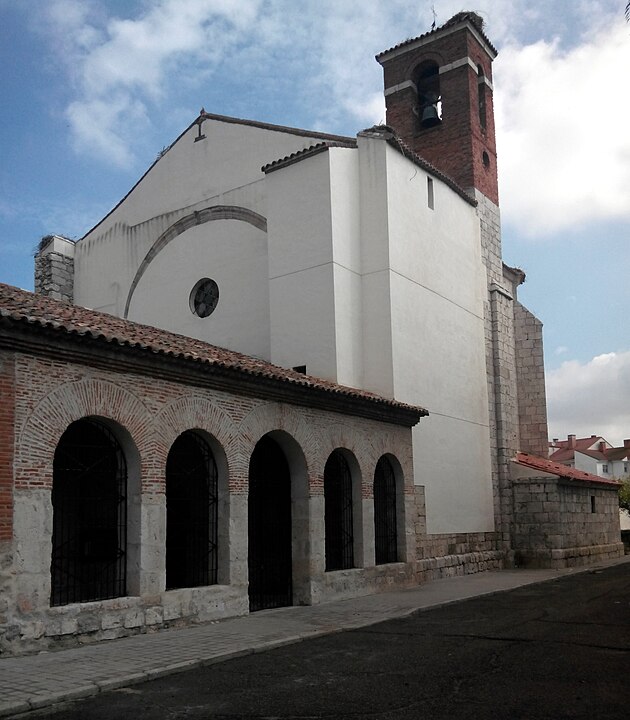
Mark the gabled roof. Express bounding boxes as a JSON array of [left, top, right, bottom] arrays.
[[607, 447, 630, 462], [577, 449, 608, 462], [548, 435, 606, 463], [514, 452, 620, 487], [0, 284, 427, 426], [79, 112, 356, 243]]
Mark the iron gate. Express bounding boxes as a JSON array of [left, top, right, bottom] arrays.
[[166, 430, 218, 589], [374, 456, 398, 564], [324, 450, 354, 571], [248, 436, 292, 611], [50, 419, 127, 606]]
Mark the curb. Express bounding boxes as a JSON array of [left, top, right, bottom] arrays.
[[2, 557, 628, 718]]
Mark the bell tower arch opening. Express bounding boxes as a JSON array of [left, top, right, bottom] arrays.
[[414, 61, 442, 130], [376, 11, 499, 204]]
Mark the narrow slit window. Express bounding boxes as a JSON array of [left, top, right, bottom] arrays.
[[477, 65, 487, 130], [590, 495, 596, 513], [427, 177, 435, 209]]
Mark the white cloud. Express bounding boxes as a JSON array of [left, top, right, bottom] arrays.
[[495, 21, 630, 236], [45, 0, 263, 167], [546, 351, 630, 447], [37, 0, 630, 226]]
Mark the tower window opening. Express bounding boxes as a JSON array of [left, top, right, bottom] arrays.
[[477, 65, 487, 130], [415, 62, 442, 129], [427, 177, 435, 209]]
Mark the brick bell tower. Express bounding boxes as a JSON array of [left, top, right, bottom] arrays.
[[376, 11, 499, 205]]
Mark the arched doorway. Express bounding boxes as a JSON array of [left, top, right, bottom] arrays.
[[51, 418, 127, 606], [374, 455, 398, 565], [166, 430, 218, 590], [248, 435, 292, 611], [324, 450, 354, 571]]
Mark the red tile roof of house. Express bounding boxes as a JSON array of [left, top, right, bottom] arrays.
[[0, 283, 428, 423], [607, 447, 630, 462], [515, 452, 620, 487], [548, 435, 606, 463]]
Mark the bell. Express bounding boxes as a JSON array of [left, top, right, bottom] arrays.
[[421, 103, 440, 128]]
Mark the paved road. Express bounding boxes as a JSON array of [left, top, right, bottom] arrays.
[[13, 562, 630, 720]]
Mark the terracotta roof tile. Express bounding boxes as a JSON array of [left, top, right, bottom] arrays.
[[606, 447, 630, 462], [0, 283, 427, 419], [515, 452, 620, 487], [261, 140, 356, 174]]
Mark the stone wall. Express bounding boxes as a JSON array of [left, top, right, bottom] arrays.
[[34, 236, 75, 302], [476, 190, 518, 556], [512, 476, 624, 568], [1, 348, 417, 655], [514, 302, 549, 457], [412, 487, 505, 580]]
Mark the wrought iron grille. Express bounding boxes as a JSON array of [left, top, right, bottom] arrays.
[[248, 436, 292, 612], [50, 419, 127, 606], [166, 431, 218, 590], [374, 456, 398, 565], [324, 451, 354, 571]]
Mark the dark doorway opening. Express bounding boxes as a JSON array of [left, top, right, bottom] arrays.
[[51, 419, 127, 606], [166, 430, 218, 590], [248, 435, 292, 611], [324, 450, 354, 571], [374, 456, 398, 565]]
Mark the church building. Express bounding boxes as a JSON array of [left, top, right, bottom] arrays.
[[0, 12, 622, 655]]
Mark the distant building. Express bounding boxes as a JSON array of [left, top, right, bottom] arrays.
[[549, 435, 630, 531], [549, 434, 630, 479]]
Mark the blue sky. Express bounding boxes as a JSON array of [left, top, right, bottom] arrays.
[[1, 0, 629, 444]]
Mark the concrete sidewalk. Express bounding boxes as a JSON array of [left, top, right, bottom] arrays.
[[2, 557, 628, 718]]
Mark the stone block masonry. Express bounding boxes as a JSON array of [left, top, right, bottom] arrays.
[[514, 303, 548, 458], [512, 477, 623, 568], [34, 236, 75, 303]]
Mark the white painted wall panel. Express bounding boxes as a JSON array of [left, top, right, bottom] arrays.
[[127, 220, 270, 360]]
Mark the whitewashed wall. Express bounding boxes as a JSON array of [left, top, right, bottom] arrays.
[[74, 119, 331, 319], [377, 140, 493, 534]]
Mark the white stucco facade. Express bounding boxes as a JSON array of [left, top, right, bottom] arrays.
[[63, 115, 495, 535]]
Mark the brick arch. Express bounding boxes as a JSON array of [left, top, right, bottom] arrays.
[[237, 403, 321, 485], [363, 429, 414, 498], [16, 378, 151, 489], [124, 205, 268, 318], [153, 394, 239, 467], [317, 424, 370, 469], [403, 52, 445, 83]]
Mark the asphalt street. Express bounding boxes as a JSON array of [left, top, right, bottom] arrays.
[[12, 562, 630, 720]]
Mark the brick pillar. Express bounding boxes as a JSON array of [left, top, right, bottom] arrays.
[[34, 235, 75, 302]]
